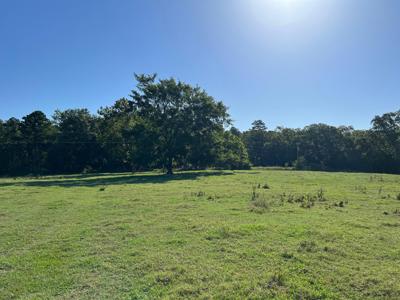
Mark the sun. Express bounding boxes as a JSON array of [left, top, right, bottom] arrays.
[[246, 0, 304, 28], [280, 0, 298, 5]]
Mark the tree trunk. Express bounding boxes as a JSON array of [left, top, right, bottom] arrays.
[[166, 157, 173, 175]]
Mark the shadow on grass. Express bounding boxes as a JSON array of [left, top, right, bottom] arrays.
[[0, 171, 234, 188]]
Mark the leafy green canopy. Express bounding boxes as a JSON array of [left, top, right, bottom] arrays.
[[129, 74, 235, 173], [0, 75, 398, 175]]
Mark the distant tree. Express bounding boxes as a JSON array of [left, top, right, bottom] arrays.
[[263, 127, 299, 167], [0, 75, 398, 176], [216, 131, 251, 170], [370, 110, 400, 172], [243, 120, 268, 166], [0, 120, 5, 174], [130, 74, 231, 174], [21, 111, 55, 174], [251, 120, 267, 131], [229, 126, 242, 137], [0, 118, 24, 174], [98, 98, 157, 171], [50, 109, 98, 173], [297, 124, 347, 171]]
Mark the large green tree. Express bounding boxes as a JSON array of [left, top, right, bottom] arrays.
[[130, 74, 230, 174]]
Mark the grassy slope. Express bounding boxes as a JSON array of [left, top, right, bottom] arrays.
[[0, 169, 400, 299]]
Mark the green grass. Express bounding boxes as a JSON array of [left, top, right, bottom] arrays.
[[1, 169, 400, 299]]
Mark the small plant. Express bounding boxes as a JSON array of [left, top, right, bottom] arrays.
[[300, 195, 315, 209], [279, 190, 327, 208], [396, 193, 400, 201], [267, 273, 286, 288], [250, 186, 259, 202], [99, 186, 106, 191], [206, 226, 235, 240], [281, 251, 294, 260], [317, 188, 327, 202], [192, 191, 206, 197], [216, 227, 233, 239], [298, 240, 318, 253], [295, 195, 305, 203], [262, 183, 270, 189], [252, 197, 269, 209], [334, 201, 345, 208], [355, 185, 367, 194]]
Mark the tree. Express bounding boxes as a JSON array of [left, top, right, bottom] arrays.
[[0, 118, 25, 174], [0, 120, 5, 174], [296, 124, 348, 171], [130, 74, 230, 174], [216, 131, 251, 170], [98, 98, 158, 171], [229, 126, 242, 137], [50, 109, 98, 173], [243, 120, 268, 166], [251, 120, 267, 131], [21, 111, 55, 174], [370, 110, 400, 172]]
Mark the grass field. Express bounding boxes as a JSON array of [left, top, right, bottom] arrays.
[[1, 169, 400, 299]]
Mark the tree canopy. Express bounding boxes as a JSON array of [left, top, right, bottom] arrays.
[[0, 75, 398, 175]]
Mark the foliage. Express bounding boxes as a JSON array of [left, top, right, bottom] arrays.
[[0, 75, 248, 175], [242, 111, 400, 174], [130, 74, 231, 174], [0, 74, 398, 175]]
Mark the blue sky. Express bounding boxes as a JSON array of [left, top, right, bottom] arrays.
[[0, 0, 399, 130]]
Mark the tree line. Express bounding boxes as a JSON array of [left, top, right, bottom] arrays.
[[241, 113, 400, 174], [0, 74, 399, 175], [0, 75, 250, 175]]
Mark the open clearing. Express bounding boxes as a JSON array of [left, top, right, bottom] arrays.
[[1, 169, 400, 299]]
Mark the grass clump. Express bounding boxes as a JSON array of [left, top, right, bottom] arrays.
[[298, 240, 318, 253], [262, 183, 270, 189], [281, 251, 294, 260], [249, 186, 270, 213], [191, 191, 206, 197], [279, 189, 328, 208], [267, 272, 286, 289], [334, 201, 345, 208]]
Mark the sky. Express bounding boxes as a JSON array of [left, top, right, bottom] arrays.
[[0, 0, 399, 130]]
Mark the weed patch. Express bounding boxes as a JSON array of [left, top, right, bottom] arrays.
[[298, 240, 318, 253]]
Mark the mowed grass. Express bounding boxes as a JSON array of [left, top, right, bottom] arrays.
[[1, 169, 400, 299]]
